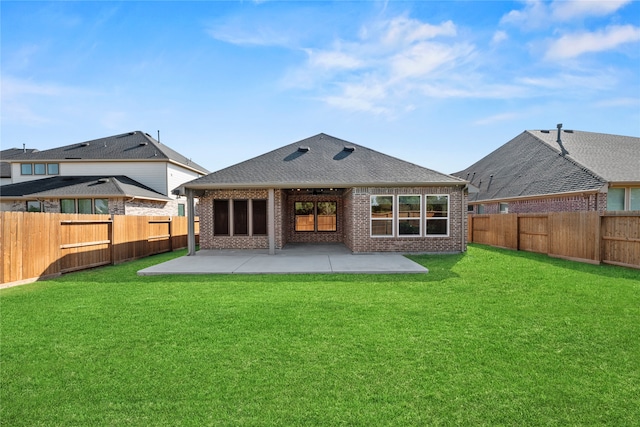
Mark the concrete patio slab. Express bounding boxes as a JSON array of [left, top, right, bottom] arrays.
[[137, 243, 428, 275]]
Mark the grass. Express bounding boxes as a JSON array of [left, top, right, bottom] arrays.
[[1, 244, 639, 426]]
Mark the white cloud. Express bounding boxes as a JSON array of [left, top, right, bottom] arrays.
[[305, 49, 363, 70], [545, 25, 640, 59], [551, 0, 631, 20], [492, 30, 508, 44], [501, 0, 632, 28]]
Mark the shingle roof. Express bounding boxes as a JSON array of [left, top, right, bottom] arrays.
[[532, 129, 640, 182], [3, 131, 209, 174], [182, 133, 465, 190], [0, 175, 171, 201], [453, 131, 605, 202], [1, 148, 38, 178]]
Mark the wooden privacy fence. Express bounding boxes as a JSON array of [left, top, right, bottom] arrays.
[[468, 211, 640, 269], [1, 212, 199, 285]]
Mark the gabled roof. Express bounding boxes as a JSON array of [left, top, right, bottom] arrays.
[[0, 176, 171, 201], [181, 133, 465, 190], [2, 131, 209, 174], [453, 129, 639, 203]]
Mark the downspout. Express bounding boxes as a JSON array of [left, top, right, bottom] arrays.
[[187, 188, 196, 256]]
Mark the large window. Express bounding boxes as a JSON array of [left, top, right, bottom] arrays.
[[295, 202, 315, 231], [20, 163, 59, 176], [317, 202, 337, 232], [252, 200, 267, 235], [608, 187, 640, 211], [294, 201, 337, 232], [426, 195, 449, 235], [234, 200, 248, 235], [398, 195, 421, 236], [371, 196, 394, 236], [214, 199, 267, 236], [60, 198, 109, 214], [214, 200, 230, 235]]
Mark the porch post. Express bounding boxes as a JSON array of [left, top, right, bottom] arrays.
[[268, 188, 275, 255], [187, 188, 196, 256]]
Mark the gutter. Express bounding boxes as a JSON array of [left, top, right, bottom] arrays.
[[468, 186, 607, 204]]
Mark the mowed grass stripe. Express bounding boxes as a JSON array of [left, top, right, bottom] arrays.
[[1, 245, 639, 426]]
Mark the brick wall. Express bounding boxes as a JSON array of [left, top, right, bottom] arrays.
[[198, 189, 284, 250], [286, 193, 344, 244], [347, 186, 467, 253], [473, 192, 607, 214]]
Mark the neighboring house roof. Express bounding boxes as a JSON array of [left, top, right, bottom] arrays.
[[2, 131, 209, 174], [1, 148, 38, 178], [453, 129, 640, 203], [0, 175, 171, 201], [180, 133, 466, 190]]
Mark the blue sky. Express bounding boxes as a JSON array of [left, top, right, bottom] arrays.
[[2, 1, 639, 174]]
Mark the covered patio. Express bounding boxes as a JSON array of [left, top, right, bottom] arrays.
[[137, 243, 428, 275]]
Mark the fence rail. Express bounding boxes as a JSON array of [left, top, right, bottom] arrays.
[[1, 212, 199, 286], [468, 212, 640, 269]]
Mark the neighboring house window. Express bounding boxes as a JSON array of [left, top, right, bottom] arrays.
[[608, 187, 640, 211], [499, 203, 509, 214], [78, 199, 92, 214], [20, 163, 59, 176], [178, 203, 185, 217], [47, 164, 59, 175], [234, 200, 248, 235], [214, 200, 230, 235], [94, 199, 109, 214], [295, 202, 315, 232], [607, 188, 625, 211], [468, 205, 474, 213], [477, 204, 485, 214], [425, 195, 449, 236], [398, 195, 421, 236], [252, 200, 267, 235], [317, 201, 337, 232], [61, 199, 76, 213], [60, 198, 109, 214], [371, 195, 394, 236], [27, 201, 42, 212], [631, 189, 640, 211]]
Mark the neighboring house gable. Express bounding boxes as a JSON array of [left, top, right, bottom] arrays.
[[178, 133, 469, 254], [453, 127, 640, 213]]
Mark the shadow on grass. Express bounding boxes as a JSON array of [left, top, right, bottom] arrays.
[[470, 243, 640, 281]]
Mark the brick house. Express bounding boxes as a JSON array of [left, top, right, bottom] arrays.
[[453, 125, 640, 214], [0, 131, 208, 216], [175, 133, 470, 254]]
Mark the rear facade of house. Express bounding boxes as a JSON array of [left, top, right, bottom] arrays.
[[178, 134, 469, 254]]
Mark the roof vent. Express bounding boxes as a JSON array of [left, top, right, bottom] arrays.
[[563, 129, 574, 133], [556, 123, 563, 143], [343, 146, 355, 152], [298, 146, 310, 152], [139, 142, 148, 146], [98, 178, 110, 183], [541, 130, 550, 133], [81, 142, 90, 147]]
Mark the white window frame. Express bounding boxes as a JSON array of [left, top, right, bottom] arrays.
[[370, 195, 395, 237], [425, 194, 450, 237], [397, 194, 422, 237], [499, 203, 509, 214]]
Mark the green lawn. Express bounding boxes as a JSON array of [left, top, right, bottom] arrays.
[[1, 245, 639, 426]]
